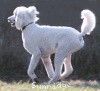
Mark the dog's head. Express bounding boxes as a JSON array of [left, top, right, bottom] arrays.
[[8, 6, 39, 30]]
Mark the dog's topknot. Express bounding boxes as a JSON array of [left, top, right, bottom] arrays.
[[28, 6, 39, 22]]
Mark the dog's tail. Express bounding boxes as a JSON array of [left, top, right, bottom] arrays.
[[80, 9, 96, 36]]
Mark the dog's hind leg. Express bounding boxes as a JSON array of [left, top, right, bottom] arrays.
[[27, 49, 41, 83], [60, 55, 73, 80], [42, 56, 55, 79]]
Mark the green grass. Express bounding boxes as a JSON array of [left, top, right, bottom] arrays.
[[0, 80, 100, 91]]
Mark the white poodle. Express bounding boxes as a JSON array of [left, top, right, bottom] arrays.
[[7, 6, 96, 84]]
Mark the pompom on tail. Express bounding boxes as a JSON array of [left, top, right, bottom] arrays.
[[81, 9, 96, 36]]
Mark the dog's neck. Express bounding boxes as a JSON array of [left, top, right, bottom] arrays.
[[21, 22, 34, 31]]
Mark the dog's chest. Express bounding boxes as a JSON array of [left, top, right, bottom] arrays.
[[22, 32, 36, 54], [22, 39, 33, 54]]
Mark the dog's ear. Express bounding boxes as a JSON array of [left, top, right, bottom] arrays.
[[28, 6, 39, 22], [15, 11, 24, 20]]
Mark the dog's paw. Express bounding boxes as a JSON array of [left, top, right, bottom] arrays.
[[29, 78, 40, 84], [34, 78, 40, 83]]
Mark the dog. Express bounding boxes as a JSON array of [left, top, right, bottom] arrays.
[[8, 6, 96, 84]]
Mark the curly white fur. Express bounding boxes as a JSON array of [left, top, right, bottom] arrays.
[[81, 9, 96, 36], [8, 6, 96, 84]]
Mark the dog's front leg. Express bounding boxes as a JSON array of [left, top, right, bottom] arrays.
[[27, 50, 41, 83], [48, 53, 65, 84], [42, 56, 55, 79]]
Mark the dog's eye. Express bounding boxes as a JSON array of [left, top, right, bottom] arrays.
[[14, 14, 17, 17], [14, 12, 17, 17]]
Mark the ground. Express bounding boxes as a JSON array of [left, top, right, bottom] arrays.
[[0, 80, 100, 91]]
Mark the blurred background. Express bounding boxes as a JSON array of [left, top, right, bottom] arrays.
[[0, 0, 100, 82]]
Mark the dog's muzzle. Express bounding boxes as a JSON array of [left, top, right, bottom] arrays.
[[7, 17, 15, 27]]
